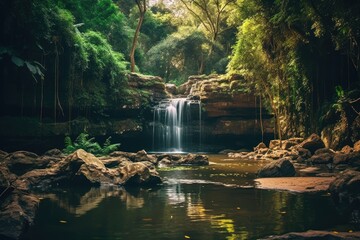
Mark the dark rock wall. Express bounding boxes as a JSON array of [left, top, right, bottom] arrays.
[[177, 75, 274, 150], [0, 73, 272, 152]]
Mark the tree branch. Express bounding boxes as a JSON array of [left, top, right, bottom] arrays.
[[179, 0, 212, 33]]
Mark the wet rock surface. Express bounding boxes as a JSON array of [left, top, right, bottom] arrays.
[[257, 158, 296, 178], [227, 134, 360, 169], [0, 148, 166, 239], [0, 191, 39, 240], [329, 169, 360, 207], [255, 177, 334, 192], [156, 153, 209, 167], [0, 147, 212, 239], [260, 230, 360, 239], [227, 134, 360, 198], [298, 133, 325, 154], [17, 149, 163, 189], [0, 163, 39, 240]]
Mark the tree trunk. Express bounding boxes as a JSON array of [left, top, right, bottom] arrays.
[[260, 96, 264, 143], [275, 109, 282, 147], [130, 0, 146, 73], [21, 79, 24, 117], [40, 77, 44, 122]]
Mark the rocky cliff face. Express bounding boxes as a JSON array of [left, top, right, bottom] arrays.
[[125, 73, 170, 109], [0, 73, 171, 153], [0, 73, 272, 152], [175, 75, 273, 150]]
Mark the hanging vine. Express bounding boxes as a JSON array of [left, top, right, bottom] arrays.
[[53, 36, 64, 123]]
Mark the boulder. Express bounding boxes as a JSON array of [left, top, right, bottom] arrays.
[[121, 162, 162, 186], [314, 148, 334, 155], [321, 109, 350, 150], [340, 145, 353, 154], [0, 192, 39, 240], [257, 158, 296, 178], [296, 147, 312, 159], [165, 83, 177, 95], [156, 154, 182, 162], [20, 149, 162, 189], [75, 164, 123, 186], [264, 150, 292, 160], [109, 151, 134, 160], [354, 140, 360, 152], [158, 158, 173, 168], [43, 148, 64, 157], [254, 142, 267, 151], [177, 154, 209, 166], [99, 156, 129, 168], [298, 134, 325, 154], [4, 151, 53, 175], [288, 137, 304, 144], [281, 140, 298, 150], [269, 140, 281, 149], [351, 115, 360, 143], [268, 139, 300, 151], [0, 150, 8, 160], [333, 151, 360, 165], [257, 148, 269, 155], [307, 153, 333, 164], [1, 164, 39, 239], [329, 169, 360, 207], [134, 150, 157, 164], [0, 165, 16, 188], [0, 149, 162, 239]]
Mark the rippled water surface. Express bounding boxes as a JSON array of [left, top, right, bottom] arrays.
[[23, 155, 352, 240]]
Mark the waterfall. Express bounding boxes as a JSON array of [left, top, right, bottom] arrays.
[[152, 98, 202, 153]]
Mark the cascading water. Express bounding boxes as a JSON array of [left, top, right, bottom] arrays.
[[152, 98, 202, 153]]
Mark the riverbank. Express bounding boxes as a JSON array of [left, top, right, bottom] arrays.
[[0, 148, 211, 239], [2, 145, 360, 239], [255, 177, 334, 192]]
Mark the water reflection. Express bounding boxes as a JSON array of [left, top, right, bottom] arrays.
[[24, 155, 351, 240], [37, 186, 150, 217], [164, 182, 248, 239]]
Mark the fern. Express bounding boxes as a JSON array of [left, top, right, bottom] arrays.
[[335, 85, 345, 100], [101, 137, 121, 155], [63, 136, 76, 154], [62, 133, 120, 156]]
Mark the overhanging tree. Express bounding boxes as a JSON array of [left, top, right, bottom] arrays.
[[130, 0, 147, 72], [179, 0, 235, 54]]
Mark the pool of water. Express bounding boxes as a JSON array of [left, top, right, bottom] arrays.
[[22, 155, 352, 240]]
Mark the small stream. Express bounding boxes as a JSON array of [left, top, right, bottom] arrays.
[[22, 155, 352, 240]]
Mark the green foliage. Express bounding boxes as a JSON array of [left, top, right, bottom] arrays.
[[140, 10, 177, 49], [144, 28, 213, 82], [168, 78, 185, 86], [0, 47, 45, 82], [1, 0, 359, 139], [335, 86, 345, 100], [63, 133, 120, 156], [72, 30, 128, 113], [58, 0, 132, 53], [227, 0, 357, 137]]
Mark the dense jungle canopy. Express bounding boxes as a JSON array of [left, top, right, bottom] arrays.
[[0, 0, 359, 144]]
